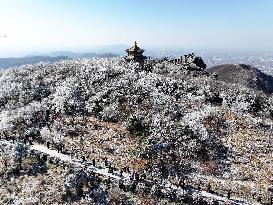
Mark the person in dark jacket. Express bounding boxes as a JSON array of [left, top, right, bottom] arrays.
[[104, 159, 108, 167], [131, 181, 137, 193], [81, 156, 86, 163], [207, 183, 212, 193], [227, 189, 231, 199], [179, 178, 185, 189], [118, 179, 124, 190], [106, 176, 111, 189]]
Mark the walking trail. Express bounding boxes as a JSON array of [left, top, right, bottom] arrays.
[[0, 140, 256, 205]]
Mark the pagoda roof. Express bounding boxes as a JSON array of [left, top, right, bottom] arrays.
[[126, 41, 145, 53]]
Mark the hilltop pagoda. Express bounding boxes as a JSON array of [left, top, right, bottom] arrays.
[[125, 41, 147, 64]]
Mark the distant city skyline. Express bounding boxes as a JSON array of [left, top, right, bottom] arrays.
[[0, 0, 273, 57]]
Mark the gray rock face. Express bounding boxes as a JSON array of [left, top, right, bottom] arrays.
[[181, 53, 207, 70]]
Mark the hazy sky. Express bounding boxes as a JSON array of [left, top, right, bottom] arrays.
[[0, 0, 273, 57]]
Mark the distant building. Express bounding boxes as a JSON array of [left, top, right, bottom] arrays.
[[125, 41, 147, 64]]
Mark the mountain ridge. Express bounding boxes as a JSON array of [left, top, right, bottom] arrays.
[[207, 63, 273, 94], [0, 52, 120, 69]]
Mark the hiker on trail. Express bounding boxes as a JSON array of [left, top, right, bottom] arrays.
[[4, 159, 8, 172], [81, 156, 86, 163], [57, 144, 61, 153], [23, 138, 27, 145], [70, 148, 75, 158], [45, 110, 50, 122], [118, 179, 124, 190], [96, 175, 102, 187], [4, 132, 8, 140], [106, 176, 111, 189], [57, 143, 63, 153], [25, 134, 29, 141], [134, 172, 139, 182], [120, 169, 123, 177], [92, 158, 95, 166], [108, 163, 113, 173], [108, 162, 111, 170], [36, 130, 40, 139], [179, 178, 185, 189], [104, 159, 108, 167], [46, 141, 50, 149], [27, 133, 33, 145], [92, 174, 97, 185], [257, 195, 262, 203], [29, 139, 33, 145], [197, 181, 201, 190], [131, 181, 138, 193], [42, 154, 47, 162], [124, 166, 129, 173], [130, 171, 134, 180], [207, 183, 212, 193], [227, 189, 231, 199], [61, 144, 64, 153], [251, 190, 256, 199]]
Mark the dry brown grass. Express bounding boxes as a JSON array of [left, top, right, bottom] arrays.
[[0, 166, 64, 205], [54, 116, 141, 171], [197, 110, 273, 202]]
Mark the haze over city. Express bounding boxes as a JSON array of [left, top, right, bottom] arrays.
[[1, 0, 273, 57]]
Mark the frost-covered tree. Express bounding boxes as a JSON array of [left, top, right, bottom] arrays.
[[11, 142, 28, 174], [62, 169, 91, 200]]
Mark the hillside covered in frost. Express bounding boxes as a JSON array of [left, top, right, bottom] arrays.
[[208, 64, 273, 94], [1, 57, 273, 204]]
